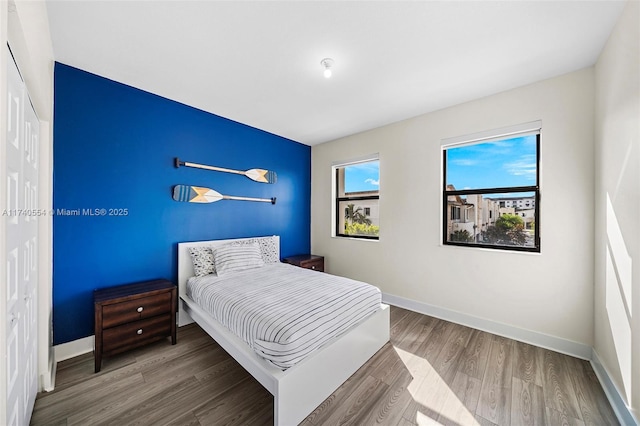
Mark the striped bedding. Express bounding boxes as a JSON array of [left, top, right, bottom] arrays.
[[186, 262, 382, 369]]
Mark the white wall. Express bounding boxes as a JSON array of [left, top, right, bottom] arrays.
[[594, 0, 639, 421], [312, 68, 595, 351]]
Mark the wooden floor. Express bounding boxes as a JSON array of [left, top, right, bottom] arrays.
[[31, 306, 619, 426]]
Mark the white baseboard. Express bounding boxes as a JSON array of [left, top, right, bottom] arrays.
[[41, 350, 56, 392], [54, 335, 94, 362], [382, 293, 592, 360], [590, 349, 638, 426]]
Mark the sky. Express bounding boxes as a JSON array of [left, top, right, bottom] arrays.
[[342, 135, 535, 194], [446, 135, 537, 191], [345, 161, 380, 192]]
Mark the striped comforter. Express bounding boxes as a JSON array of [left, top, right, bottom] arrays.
[[186, 263, 382, 369]]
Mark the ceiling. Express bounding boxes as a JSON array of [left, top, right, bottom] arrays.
[[46, 1, 626, 146]]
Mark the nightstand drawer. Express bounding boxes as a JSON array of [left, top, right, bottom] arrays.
[[101, 292, 172, 328], [300, 258, 324, 271], [283, 254, 324, 272], [102, 314, 172, 353]]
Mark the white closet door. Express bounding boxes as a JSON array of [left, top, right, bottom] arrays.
[[5, 48, 39, 426], [22, 84, 39, 422]]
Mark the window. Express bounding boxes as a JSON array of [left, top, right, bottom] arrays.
[[333, 157, 379, 239], [442, 122, 540, 252], [451, 206, 461, 220]]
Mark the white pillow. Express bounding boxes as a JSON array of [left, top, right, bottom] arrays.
[[214, 242, 265, 276], [231, 236, 279, 264], [188, 247, 216, 277]]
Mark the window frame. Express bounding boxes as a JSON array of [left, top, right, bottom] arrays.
[[333, 156, 380, 241], [442, 130, 541, 253]]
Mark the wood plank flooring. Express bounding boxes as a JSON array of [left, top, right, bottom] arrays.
[[31, 306, 619, 426]]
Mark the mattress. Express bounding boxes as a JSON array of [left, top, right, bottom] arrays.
[[186, 262, 382, 369]]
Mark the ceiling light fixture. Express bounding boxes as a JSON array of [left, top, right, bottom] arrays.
[[321, 58, 334, 79]]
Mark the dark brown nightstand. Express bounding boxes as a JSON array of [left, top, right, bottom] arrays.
[[94, 279, 177, 373], [283, 254, 324, 272]]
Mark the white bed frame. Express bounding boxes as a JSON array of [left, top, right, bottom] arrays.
[[177, 236, 390, 426]]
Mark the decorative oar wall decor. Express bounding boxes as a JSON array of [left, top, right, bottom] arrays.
[[173, 185, 276, 205], [175, 158, 277, 184]]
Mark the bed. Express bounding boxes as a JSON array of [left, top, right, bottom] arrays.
[[177, 236, 390, 426]]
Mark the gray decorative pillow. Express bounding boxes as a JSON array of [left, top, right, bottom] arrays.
[[188, 246, 216, 277], [214, 242, 265, 276], [231, 236, 279, 264]]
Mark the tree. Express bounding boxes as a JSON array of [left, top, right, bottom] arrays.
[[451, 229, 473, 242], [344, 204, 372, 225], [484, 214, 526, 245], [345, 222, 379, 236]]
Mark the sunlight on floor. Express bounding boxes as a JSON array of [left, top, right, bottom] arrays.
[[416, 411, 446, 425], [395, 346, 480, 426]]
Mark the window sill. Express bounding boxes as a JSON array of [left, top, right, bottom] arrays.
[[332, 235, 380, 242], [441, 242, 540, 255]]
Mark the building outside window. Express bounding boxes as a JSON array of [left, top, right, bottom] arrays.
[[333, 156, 379, 239], [442, 122, 541, 252], [451, 205, 461, 220]]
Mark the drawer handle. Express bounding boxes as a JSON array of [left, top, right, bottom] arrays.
[[137, 307, 143, 313], [137, 329, 143, 335], [311, 266, 316, 270]]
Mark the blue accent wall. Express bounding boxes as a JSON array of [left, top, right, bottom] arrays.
[[53, 63, 311, 345]]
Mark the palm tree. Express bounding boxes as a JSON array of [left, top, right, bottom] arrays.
[[345, 204, 372, 225]]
